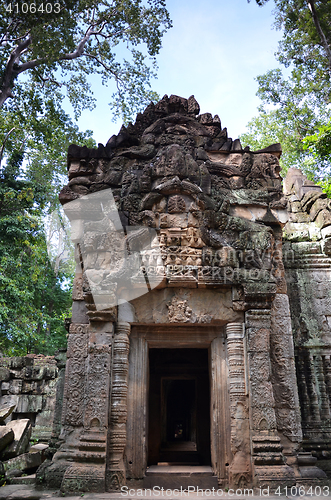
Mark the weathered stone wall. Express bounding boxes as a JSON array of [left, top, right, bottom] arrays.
[[0, 352, 66, 442], [283, 168, 331, 470]]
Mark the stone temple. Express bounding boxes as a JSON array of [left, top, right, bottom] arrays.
[[39, 94, 331, 492]]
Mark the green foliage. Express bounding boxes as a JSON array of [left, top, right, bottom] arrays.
[[0, 81, 96, 207], [303, 122, 331, 159], [0, 80, 94, 355], [303, 122, 331, 196], [0, 0, 172, 122], [240, 108, 319, 176], [0, 159, 72, 355], [244, 0, 331, 193], [0, 0, 172, 355]]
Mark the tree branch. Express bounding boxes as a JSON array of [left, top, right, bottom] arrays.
[[0, 127, 15, 170], [307, 0, 331, 73], [18, 25, 96, 74], [0, 36, 32, 106], [83, 52, 119, 78]]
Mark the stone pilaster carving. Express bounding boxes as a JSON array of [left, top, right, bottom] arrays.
[[226, 322, 251, 487], [61, 324, 88, 428], [270, 294, 302, 449], [306, 353, 321, 423], [59, 322, 114, 493], [106, 321, 130, 490], [296, 355, 311, 423], [315, 354, 330, 419], [126, 337, 149, 479], [83, 323, 113, 432], [323, 355, 331, 407], [246, 309, 296, 488]]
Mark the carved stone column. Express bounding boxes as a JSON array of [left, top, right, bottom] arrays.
[[270, 294, 302, 453], [126, 336, 149, 479], [246, 309, 296, 489], [58, 322, 113, 493], [210, 334, 232, 486], [225, 322, 251, 488], [106, 321, 130, 490]]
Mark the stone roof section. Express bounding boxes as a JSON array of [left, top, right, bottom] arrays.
[[61, 94, 283, 206], [67, 94, 282, 163]]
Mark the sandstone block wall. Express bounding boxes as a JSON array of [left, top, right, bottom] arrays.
[[0, 352, 66, 442], [283, 168, 331, 464]]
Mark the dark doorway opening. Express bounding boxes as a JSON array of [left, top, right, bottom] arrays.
[[148, 348, 211, 466]]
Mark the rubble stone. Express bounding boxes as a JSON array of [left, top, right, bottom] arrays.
[[1, 420, 31, 459], [0, 428, 14, 454], [3, 451, 42, 474]]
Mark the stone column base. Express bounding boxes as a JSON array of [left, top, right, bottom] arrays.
[[61, 464, 106, 493], [297, 452, 327, 481], [254, 465, 296, 490], [106, 469, 126, 491]]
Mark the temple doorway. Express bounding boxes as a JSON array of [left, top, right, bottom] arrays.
[[148, 348, 211, 466]]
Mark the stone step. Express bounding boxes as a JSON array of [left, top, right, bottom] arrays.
[[158, 451, 200, 464], [143, 465, 218, 489]]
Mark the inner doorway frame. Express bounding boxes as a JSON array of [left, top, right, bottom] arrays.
[[125, 324, 232, 484]]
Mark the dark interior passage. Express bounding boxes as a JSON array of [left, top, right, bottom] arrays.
[[164, 378, 195, 442], [148, 348, 211, 466]]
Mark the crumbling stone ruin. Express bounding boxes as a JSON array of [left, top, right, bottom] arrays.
[[35, 94, 331, 492], [0, 353, 66, 484]]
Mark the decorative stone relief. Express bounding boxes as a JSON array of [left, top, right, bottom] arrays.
[[168, 195, 186, 213], [284, 168, 331, 451], [226, 322, 252, 487], [62, 324, 88, 427], [167, 297, 193, 322], [106, 321, 130, 490]]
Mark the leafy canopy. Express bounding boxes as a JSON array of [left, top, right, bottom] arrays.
[[0, 153, 72, 355], [244, 0, 331, 191], [0, 0, 172, 121], [0, 0, 172, 355]]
